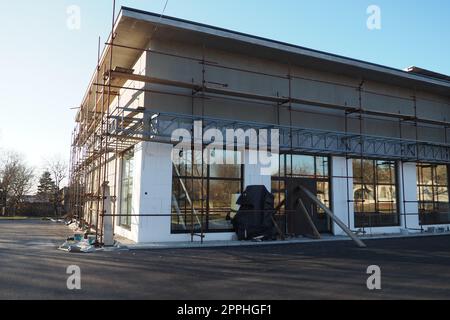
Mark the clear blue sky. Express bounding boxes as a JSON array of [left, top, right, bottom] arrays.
[[0, 0, 449, 175]]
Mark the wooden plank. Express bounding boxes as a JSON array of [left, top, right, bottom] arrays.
[[205, 86, 286, 103], [271, 215, 286, 241], [299, 186, 367, 248], [109, 70, 286, 103], [297, 198, 321, 240], [110, 71, 201, 91]]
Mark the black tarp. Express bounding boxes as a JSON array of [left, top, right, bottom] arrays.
[[232, 185, 276, 241]]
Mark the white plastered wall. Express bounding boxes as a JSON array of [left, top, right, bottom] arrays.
[[331, 157, 354, 236], [113, 51, 147, 242], [398, 162, 420, 231]]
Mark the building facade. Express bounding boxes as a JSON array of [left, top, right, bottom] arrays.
[[70, 7, 450, 244]]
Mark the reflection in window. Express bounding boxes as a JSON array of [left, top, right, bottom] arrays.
[[417, 163, 450, 225], [289, 155, 315, 176], [271, 154, 331, 232], [171, 148, 243, 233], [317, 181, 330, 212], [353, 159, 399, 228], [208, 180, 241, 230], [120, 150, 134, 228]]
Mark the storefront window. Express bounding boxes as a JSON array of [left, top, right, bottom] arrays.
[[171, 148, 243, 233], [417, 163, 450, 225], [271, 154, 331, 233], [353, 159, 399, 228], [120, 150, 134, 228]]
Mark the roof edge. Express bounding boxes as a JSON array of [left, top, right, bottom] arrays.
[[120, 6, 450, 90]]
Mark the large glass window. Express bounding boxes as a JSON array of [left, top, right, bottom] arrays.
[[171, 149, 243, 233], [271, 154, 331, 233], [120, 150, 134, 228], [353, 159, 399, 228], [417, 163, 450, 225]]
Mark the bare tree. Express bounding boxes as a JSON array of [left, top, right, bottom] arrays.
[[9, 165, 34, 212], [44, 156, 68, 216], [45, 156, 68, 191], [0, 151, 34, 215]]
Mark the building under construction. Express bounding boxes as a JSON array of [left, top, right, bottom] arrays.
[[69, 6, 450, 245]]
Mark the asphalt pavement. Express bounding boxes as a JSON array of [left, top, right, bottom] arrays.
[[0, 219, 449, 300]]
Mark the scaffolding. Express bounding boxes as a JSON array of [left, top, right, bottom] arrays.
[[68, 4, 450, 245]]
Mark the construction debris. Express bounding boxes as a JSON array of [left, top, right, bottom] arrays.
[[232, 186, 277, 241], [42, 217, 64, 223], [58, 233, 98, 253]]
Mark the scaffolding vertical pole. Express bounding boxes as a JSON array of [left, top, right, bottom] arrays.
[[112, 94, 120, 237], [344, 110, 351, 228], [399, 117, 407, 229], [200, 43, 206, 244], [95, 62, 107, 242], [68, 130, 76, 222], [89, 36, 102, 238], [189, 77, 195, 241], [100, 0, 117, 244], [358, 80, 366, 234], [413, 92, 424, 231], [288, 63, 293, 230]]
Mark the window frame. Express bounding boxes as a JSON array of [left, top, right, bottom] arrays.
[[119, 149, 134, 229], [271, 153, 332, 233], [171, 148, 244, 234], [352, 158, 400, 228], [417, 163, 450, 225]]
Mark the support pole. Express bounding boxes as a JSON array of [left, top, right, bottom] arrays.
[[299, 185, 367, 248], [297, 198, 321, 240], [102, 182, 114, 246]]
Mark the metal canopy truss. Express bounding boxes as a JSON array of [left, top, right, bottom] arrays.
[[107, 108, 450, 164]]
